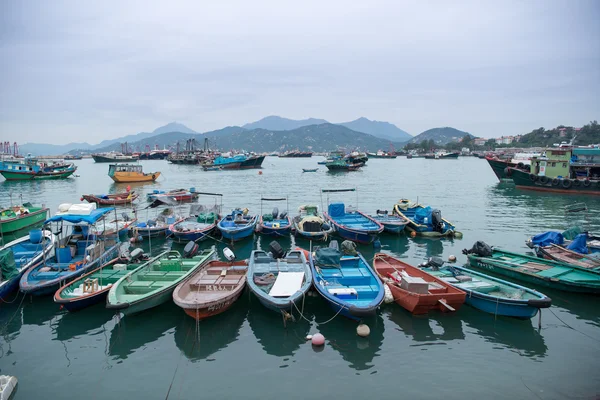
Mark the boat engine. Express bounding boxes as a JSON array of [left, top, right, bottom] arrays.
[[426, 256, 445, 270], [269, 241, 286, 259], [272, 207, 279, 219], [223, 247, 236, 261], [431, 209, 444, 233], [183, 241, 199, 258]]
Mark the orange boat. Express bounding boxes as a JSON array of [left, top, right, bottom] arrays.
[[172, 260, 247, 320], [108, 164, 160, 183], [373, 253, 466, 314]]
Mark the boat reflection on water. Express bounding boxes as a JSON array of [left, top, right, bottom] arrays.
[[411, 237, 447, 259], [384, 306, 465, 343], [0, 301, 23, 348], [247, 293, 310, 358], [174, 294, 248, 362], [108, 302, 181, 360], [54, 305, 114, 342], [22, 296, 60, 327], [314, 297, 385, 371]]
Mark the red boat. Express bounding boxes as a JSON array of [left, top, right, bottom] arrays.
[[81, 192, 138, 206], [147, 189, 199, 203], [172, 260, 247, 320], [373, 253, 465, 314]]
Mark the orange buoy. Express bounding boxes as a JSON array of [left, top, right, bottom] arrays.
[[410, 231, 417, 238], [258, 171, 263, 175]]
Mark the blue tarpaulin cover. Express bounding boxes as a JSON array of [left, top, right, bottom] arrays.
[[44, 208, 114, 225], [328, 203, 345, 218], [414, 206, 432, 224], [531, 231, 564, 247], [566, 233, 588, 254]]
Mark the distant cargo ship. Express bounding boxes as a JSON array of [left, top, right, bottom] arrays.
[[279, 151, 313, 158]]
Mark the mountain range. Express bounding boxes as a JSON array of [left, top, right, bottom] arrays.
[[408, 127, 473, 145]]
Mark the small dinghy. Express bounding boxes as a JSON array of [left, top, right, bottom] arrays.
[[247, 241, 312, 316], [421, 257, 551, 319], [173, 248, 247, 320], [302, 168, 318, 172], [0, 229, 56, 300], [393, 199, 461, 238], [81, 192, 138, 206], [107, 247, 215, 316], [218, 209, 258, 242], [310, 241, 384, 320], [256, 197, 292, 237], [292, 205, 334, 241], [169, 204, 220, 242], [369, 210, 410, 234], [373, 253, 466, 314], [527, 230, 600, 269], [146, 188, 199, 203], [54, 248, 149, 312]]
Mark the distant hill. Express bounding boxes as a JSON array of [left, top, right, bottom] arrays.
[[19, 142, 92, 156], [409, 127, 473, 145], [242, 116, 328, 131], [516, 121, 599, 147], [338, 117, 412, 142]]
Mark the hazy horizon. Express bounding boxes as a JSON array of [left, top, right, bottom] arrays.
[[1, 0, 598, 145]]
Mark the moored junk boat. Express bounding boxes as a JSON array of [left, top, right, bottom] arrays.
[[310, 241, 384, 320], [92, 151, 139, 163], [0, 154, 77, 180], [0, 229, 56, 300], [19, 204, 120, 296], [0, 203, 49, 234], [368, 210, 409, 234], [106, 248, 215, 316], [393, 199, 461, 238], [81, 192, 138, 206], [420, 257, 551, 318], [322, 188, 383, 244], [217, 209, 258, 242], [373, 253, 466, 314], [172, 251, 248, 320], [508, 146, 600, 195], [485, 151, 541, 180], [53, 248, 149, 312], [108, 163, 161, 183], [256, 197, 292, 237], [325, 159, 364, 171], [463, 241, 600, 293], [292, 205, 334, 241], [247, 241, 312, 316], [202, 153, 265, 170], [279, 151, 313, 158]]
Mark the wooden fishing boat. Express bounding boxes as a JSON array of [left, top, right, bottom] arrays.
[[292, 205, 334, 241], [527, 227, 600, 254], [310, 243, 384, 320], [172, 259, 247, 320], [106, 248, 215, 316], [20, 206, 120, 296], [535, 243, 600, 270], [169, 196, 223, 242], [0, 203, 49, 234], [146, 188, 199, 202], [373, 253, 466, 314], [368, 211, 409, 234], [465, 242, 600, 293], [421, 261, 551, 318], [217, 209, 257, 241], [302, 168, 318, 172], [393, 199, 461, 238], [247, 242, 312, 316], [0, 230, 55, 300], [53, 250, 149, 312], [322, 191, 383, 244], [108, 163, 160, 183], [256, 197, 292, 237], [81, 192, 138, 206]]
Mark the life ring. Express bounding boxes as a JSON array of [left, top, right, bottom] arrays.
[[539, 176, 549, 184], [529, 173, 537, 182], [152, 174, 157, 180], [582, 179, 591, 187], [503, 167, 511, 177], [551, 178, 560, 186], [561, 179, 572, 189], [517, 162, 525, 169]]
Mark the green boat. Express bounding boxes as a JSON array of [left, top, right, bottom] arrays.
[[0, 155, 77, 180], [107, 248, 215, 315], [0, 203, 49, 235], [466, 246, 600, 293]]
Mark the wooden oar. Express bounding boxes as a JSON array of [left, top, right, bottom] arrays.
[[438, 299, 455, 311]]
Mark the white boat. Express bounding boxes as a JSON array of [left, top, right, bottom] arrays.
[[0, 375, 18, 400]]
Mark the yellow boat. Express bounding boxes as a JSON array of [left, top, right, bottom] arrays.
[[108, 164, 161, 183]]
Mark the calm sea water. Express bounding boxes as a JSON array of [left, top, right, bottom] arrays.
[[1, 157, 599, 400]]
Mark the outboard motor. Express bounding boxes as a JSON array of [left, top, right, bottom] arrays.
[[329, 240, 340, 251], [279, 211, 288, 219], [376, 209, 388, 215], [341, 240, 357, 256], [431, 209, 444, 233], [462, 241, 493, 257], [272, 207, 279, 219], [426, 256, 445, 270], [183, 241, 199, 258], [121, 212, 130, 222], [223, 247, 236, 261], [269, 241, 286, 259]]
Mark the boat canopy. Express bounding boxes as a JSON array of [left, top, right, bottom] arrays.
[[44, 207, 115, 225]]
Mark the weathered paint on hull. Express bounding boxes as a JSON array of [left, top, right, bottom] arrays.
[[510, 169, 600, 195], [0, 170, 76, 181], [181, 290, 244, 321], [0, 209, 48, 233], [485, 158, 515, 180]]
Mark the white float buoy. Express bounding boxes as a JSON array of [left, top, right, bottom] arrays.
[[383, 284, 394, 304], [305, 335, 313, 340], [357, 324, 370, 337], [448, 255, 457, 262], [311, 333, 325, 346]]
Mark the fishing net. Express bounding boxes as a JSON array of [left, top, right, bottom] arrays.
[[315, 247, 341, 268], [0, 248, 18, 281], [197, 212, 217, 224]]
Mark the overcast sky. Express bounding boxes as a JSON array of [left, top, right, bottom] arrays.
[[1, 0, 598, 144]]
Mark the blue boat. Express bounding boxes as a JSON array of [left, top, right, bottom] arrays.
[[421, 262, 551, 319], [393, 199, 461, 238], [217, 209, 258, 241], [168, 194, 223, 242], [247, 242, 312, 316], [257, 197, 292, 237], [309, 242, 384, 320], [292, 205, 334, 241], [322, 189, 383, 244], [0, 230, 56, 300], [20, 206, 120, 296], [369, 211, 410, 234]]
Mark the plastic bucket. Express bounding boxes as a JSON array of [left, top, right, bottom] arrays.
[[29, 229, 43, 244], [57, 247, 72, 263], [166, 216, 175, 224], [190, 187, 196, 193]]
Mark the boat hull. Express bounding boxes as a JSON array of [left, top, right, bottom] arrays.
[[324, 211, 383, 244], [60, 289, 109, 312], [0, 169, 76, 181], [169, 226, 216, 242], [181, 288, 243, 320], [510, 168, 600, 195], [92, 154, 138, 163], [110, 172, 160, 183], [82, 194, 138, 206], [0, 208, 48, 234]]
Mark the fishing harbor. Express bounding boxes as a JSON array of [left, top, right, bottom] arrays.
[[0, 155, 599, 400]]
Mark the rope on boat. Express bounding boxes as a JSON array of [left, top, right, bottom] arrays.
[[0, 292, 26, 333], [291, 291, 344, 325], [548, 307, 599, 343], [0, 287, 22, 304]]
